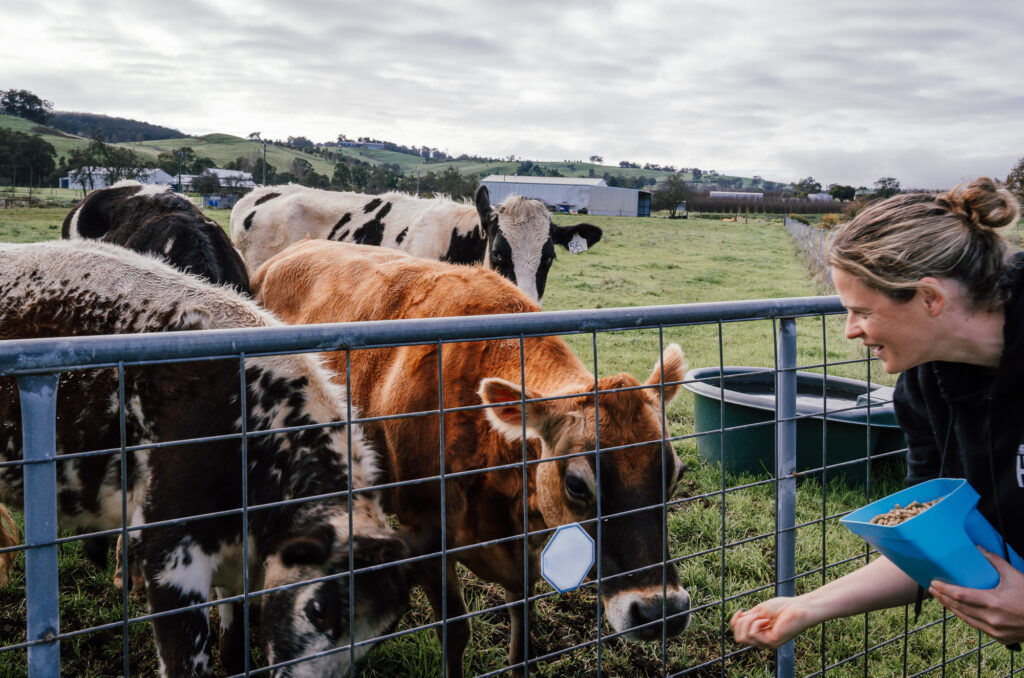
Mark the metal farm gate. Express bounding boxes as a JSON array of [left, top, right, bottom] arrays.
[[1, 298, 1020, 677]]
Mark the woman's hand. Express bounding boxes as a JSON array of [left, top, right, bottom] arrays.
[[732, 556, 920, 649], [730, 597, 812, 649], [929, 547, 1024, 645]]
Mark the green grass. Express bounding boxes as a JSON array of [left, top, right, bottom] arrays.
[[1, 210, 1011, 677]]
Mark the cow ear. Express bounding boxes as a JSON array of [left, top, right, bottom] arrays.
[[645, 343, 686, 406], [279, 524, 335, 567], [478, 377, 551, 442], [475, 185, 492, 222], [552, 223, 602, 248]]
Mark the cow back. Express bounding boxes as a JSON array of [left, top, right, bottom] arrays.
[[64, 181, 250, 294]]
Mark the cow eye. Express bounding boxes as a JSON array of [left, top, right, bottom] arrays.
[[304, 596, 332, 633], [564, 472, 591, 503]]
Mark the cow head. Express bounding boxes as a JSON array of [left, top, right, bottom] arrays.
[[475, 185, 602, 305], [478, 344, 691, 641], [261, 520, 419, 677]]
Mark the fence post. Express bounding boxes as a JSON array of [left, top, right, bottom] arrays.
[[775, 318, 797, 678], [18, 373, 61, 678]]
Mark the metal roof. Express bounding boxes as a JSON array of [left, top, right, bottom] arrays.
[[482, 175, 607, 187]]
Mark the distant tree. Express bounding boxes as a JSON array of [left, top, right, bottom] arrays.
[[691, 168, 703, 181], [349, 164, 370, 191], [514, 160, 533, 176], [301, 170, 330, 189], [251, 156, 276, 185], [874, 176, 901, 198], [0, 89, 54, 125], [750, 175, 763, 188], [589, 155, 603, 164], [618, 160, 640, 169], [66, 133, 108, 196], [332, 162, 352, 190], [828, 184, 856, 201], [50, 112, 186, 142], [290, 157, 313, 181], [64, 131, 150, 195], [1005, 157, 1024, 204], [795, 176, 822, 197], [651, 173, 693, 217], [102, 145, 150, 183], [287, 136, 315, 150], [0, 129, 56, 186], [191, 173, 221, 194], [155, 146, 216, 176], [546, 168, 563, 177]]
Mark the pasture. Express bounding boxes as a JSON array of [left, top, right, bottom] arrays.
[[0, 208, 1011, 677]]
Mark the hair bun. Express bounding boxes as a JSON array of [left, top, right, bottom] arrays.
[[939, 176, 1020, 231]]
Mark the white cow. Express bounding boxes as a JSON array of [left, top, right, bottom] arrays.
[[229, 184, 601, 304]]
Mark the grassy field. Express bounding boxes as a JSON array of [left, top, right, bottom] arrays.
[[0, 209, 1010, 677]]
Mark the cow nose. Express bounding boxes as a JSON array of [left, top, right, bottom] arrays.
[[629, 593, 691, 640]]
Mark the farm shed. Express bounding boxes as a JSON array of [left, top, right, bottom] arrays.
[[61, 168, 176, 190], [481, 175, 651, 217]]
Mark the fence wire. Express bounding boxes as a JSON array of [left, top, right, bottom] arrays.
[[1, 298, 1021, 677]]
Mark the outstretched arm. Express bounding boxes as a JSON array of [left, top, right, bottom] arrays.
[[731, 556, 919, 649]]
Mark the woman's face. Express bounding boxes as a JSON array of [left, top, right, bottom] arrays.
[[833, 268, 936, 374]]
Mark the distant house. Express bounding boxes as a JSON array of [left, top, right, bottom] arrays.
[[807, 193, 834, 202], [480, 175, 651, 217], [61, 168, 176, 190], [61, 167, 254, 192], [201, 168, 254, 188], [338, 140, 384, 150]]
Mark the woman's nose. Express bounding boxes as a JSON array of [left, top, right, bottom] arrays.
[[844, 313, 861, 340]]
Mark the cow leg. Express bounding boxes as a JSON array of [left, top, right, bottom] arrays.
[[113, 532, 145, 592], [80, 533, 109, 570], [214, 587, 248, 676], [505, 584, 535, 678], [422, 557, 470, 678], [142, 532, 217, 678]]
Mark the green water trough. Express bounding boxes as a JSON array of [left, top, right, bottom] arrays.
[[682, 366, 907, 479]]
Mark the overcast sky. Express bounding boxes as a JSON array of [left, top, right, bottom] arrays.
[[3, 1, 1022, 189]]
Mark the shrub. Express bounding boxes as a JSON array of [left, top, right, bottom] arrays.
[[788, 213, 809, 225], [820, 213, 843, 229]]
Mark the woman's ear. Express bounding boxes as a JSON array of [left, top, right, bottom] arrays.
[[917, 277, 948, 317]]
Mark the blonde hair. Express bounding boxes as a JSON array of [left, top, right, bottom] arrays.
[[829, 177, 1021, 308]]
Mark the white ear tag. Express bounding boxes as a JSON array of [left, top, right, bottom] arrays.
[[568, 234, 588, 254]]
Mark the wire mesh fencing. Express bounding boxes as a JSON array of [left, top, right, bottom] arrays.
[[2, 298, 1021, 677]]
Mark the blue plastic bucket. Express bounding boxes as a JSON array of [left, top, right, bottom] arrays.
[[841, 477, 1024, 589]]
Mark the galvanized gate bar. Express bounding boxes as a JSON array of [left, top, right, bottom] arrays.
[[0, 297, 844, 376], [17, 373, 61, 678], [775, 318, 797, 678]]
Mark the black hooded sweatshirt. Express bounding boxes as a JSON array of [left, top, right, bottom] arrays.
[[894, 251, 1024, 557]]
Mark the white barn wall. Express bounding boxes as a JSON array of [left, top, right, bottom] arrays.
[[588, 186, 640, 216], [481, 176, 644, 216]]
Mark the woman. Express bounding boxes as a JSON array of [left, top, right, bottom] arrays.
[[731, 177, 1024, 648]]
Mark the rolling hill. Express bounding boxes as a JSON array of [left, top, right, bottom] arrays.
[[0, 112, 769, 189]]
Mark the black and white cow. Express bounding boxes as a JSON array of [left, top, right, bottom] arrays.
[[0, 240, 419, 678], [63, 180, 250, 294], [229, 184, 601, 304]]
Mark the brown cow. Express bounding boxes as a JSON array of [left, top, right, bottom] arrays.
[[252, 240, 691, 676]]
